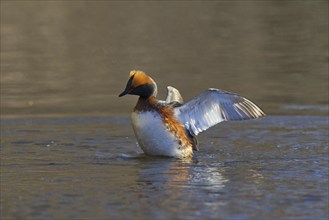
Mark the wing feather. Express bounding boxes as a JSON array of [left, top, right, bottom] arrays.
[[165, 86, 184, 104], [174, 89, 265, 136]]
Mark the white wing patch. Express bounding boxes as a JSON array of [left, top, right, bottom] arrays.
[[165, 86, 184, 104], [174, 89, 265, 136]]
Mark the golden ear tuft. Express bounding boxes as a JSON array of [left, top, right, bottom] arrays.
[[128, 70, 154, 87], [129, 70, 137, 78], [129, 70, 147, 78]]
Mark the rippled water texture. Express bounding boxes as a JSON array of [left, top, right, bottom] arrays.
[[1, 116, 328, 219], [1, 1, 328, 220]]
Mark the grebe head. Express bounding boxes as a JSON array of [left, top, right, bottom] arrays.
[[119, 70, 157, 98]]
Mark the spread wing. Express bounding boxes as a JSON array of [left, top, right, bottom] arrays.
[[174, 89, 265, 136], [165, 86, 184, 104]]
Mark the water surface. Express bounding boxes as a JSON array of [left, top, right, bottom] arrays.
[[1, 115, 328, 219]]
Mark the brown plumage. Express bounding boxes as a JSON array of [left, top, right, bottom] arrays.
[[134, 96, 194, 157]]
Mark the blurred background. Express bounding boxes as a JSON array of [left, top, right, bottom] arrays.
[[1, 1, 328, 118]]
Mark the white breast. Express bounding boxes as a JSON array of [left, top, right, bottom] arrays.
[[131, 111, 183, 158]]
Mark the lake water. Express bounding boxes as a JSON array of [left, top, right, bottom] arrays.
[[1, 1, 328, 220], [1, 116, 328, 219]]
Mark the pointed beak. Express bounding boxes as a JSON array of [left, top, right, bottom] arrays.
[[118, 89, 129, 97], [119, 75, 135, 97], [118, 83, 132, 97]]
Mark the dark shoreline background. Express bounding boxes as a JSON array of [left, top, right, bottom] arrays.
[[1, 1, 328, 118]]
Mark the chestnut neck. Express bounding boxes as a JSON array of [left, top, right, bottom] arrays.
[[134, 96, 160, 112]]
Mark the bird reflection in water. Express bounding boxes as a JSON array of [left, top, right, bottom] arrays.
[[136, 158, 228, 193]]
